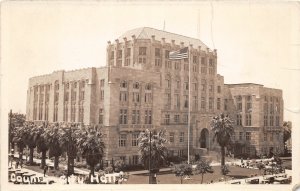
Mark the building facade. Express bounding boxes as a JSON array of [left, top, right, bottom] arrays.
[[26, 27, 284, 164]]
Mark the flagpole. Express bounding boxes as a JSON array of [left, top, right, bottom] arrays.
[[188, 43, 191, 164]]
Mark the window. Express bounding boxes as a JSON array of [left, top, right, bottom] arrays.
[[175, 94, 180, 109], [145, 93, 152, 103], [132, 110, 140, 124], [270, 133, 273, 142], [119, 134, 127, 147], [209, 97, 213, 110], [139, 47, 147, 55], [237, 114, 242, 126], [132, 155, 139, 165], [155, 58, 161, 67], [132, 92, 140, 102], [174, 114, 180, 123], [179, 132, 184, 143], [193, 96, 198, 110], [138, 57, 146, 64], [166, 78, 171, 88], [165, 93, 171, 106], [155, 48, 161, 57], [245, 114, 252, 126], [217, 86, 221, 93], [183, 114, 188, 123], [237, 96, 242, 111], [184, 81, 189, 90], [270, 115, 274, 126], [110, 51, 114, 59], [239, 132, 243, 140], [78, 105, 84, 123], [193, 82, 198, 91], [201, 57, 207, 74], [120, 81, 127, 88], [174, 62, 180, 70], [208, 59, 215, 74], [125, 58, 130, 66], [263, 115, 268, 126], [201, 79, 206, 91], [100, 79, 105, 87], [165, 114, 170, 125], [184, 95, 188, 108], [275, 116, 280, 126], [133, 82, 139, 89], [126, 48, 131, 57], [53, 104, 58, 122], [246, 132, 251, 141], [71, 104, 76, 122], [224, 99, 228, 110], [119, 91, 128, 102], [117, 50, 122, 59], [132, 133, 139, 146], [144, 110, 152, 124], [63, 104, 68, 122], [165, 50, 170, 58], [217, 98, 221, 110], [209, 81, 214, 92], [119, 109, 128, 124], [263, 133, 267, 141], [169, 132, 175, 143], [145, 83, 151, 90], [201, 97, 206, 109], [99, 109, 104, 124]]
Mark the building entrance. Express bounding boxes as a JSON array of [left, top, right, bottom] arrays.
[[200, 128, 209, 148]]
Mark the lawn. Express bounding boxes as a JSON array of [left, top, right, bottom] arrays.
[[125, 166, 261, 184]]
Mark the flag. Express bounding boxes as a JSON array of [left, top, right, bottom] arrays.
[[169, 47, 188, 60]]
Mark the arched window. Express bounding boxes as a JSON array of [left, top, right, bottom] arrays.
[[145, 83, 151, 90], [54, 80, 59, 90], [120, 81, 128, 88], [133, 82, 140, 89]]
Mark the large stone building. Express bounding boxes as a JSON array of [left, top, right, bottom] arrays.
[[26, 27, 284, 164]]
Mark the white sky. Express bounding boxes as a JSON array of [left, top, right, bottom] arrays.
[[1, 1, 300, 123]]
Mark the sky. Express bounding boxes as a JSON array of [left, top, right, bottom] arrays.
[[1, 1, 300, 123]]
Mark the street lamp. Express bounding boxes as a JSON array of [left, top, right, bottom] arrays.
[[149, 130, 152, 184]]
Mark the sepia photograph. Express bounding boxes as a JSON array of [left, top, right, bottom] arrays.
[[1, 1, 299, 191]]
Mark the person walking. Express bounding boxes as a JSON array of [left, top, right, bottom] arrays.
[[44, 165, 48, 177]]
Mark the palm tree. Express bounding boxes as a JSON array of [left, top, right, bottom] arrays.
[[138, 129, 168, 184], [22, 124, 39, 165], [59, 124, 81, 175], [78, 129, 105, 178], [210, 113, 234, 175], [12, 126, 26, 160], [36, 125, 49, 168], [45, 126, 63, 170], [195, 159, 213, 184]]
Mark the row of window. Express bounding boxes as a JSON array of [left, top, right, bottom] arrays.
[[263, 115, 280, 127], [232, 132, 252, 141], [263, 132, 280, 142], [119, 109, 152, 125], [120, 81, 152, 90], [236, 114, 252, 126], [119, 91, 152, 103], [165, 95, 222, 110]]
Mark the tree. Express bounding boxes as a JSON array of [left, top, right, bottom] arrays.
[[12, 126, 26, 160], [283, 121, 291, 154], [194, 159, 214, 184], [256, 161, 265, 175], [59, 124, 81, 175], [36, 125, 49, 168], [114, 159, 125, 172], [210, 113, 234, 175], [9, 112, 26, 151], [22, 124, 39, 165], [44, 126, 63, 170], [172, 163, 193, 184], [78, 129, 105, 178], [138, 129, 168, 184]]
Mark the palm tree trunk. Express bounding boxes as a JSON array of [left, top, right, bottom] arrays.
[[221, 146, 225, 166], [180, 176, 183, 184], [69, 158, 75, 174], [54, 155, 59, 170], [29, 147, 34, 165], [18, 147, 24, 160], [201, 173, 204, 184], [90, 165, 95, 176], [41, 150, 47, 168]]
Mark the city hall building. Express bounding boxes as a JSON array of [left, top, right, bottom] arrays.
[[26, 27, 284, 164]]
